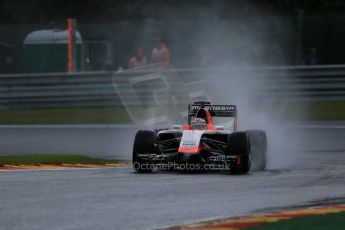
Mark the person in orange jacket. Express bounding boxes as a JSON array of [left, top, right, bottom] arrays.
[[151, 37, 170, 68]]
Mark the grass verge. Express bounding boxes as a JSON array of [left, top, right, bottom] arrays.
[[0, 155, 123, 166], [0, 107, 132, 124], [252, 100, 345, 121], [303, 101, 345, 120], [0, 101, 344, 125], [249, 211, 345, 230]]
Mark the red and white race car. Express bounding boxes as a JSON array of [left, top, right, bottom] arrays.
[[132, 101, 267, 174]]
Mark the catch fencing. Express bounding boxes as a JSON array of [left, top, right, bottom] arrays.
[[0, 65, 345, 109]]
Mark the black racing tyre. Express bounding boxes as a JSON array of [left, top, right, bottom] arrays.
[[227, 132, 251, 174], [132, 130, 156, 172], [247, 130, 267, 171]]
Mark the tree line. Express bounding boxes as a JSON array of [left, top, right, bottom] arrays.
[[1, 0, 345, 23]]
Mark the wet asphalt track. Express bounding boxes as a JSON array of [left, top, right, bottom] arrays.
[[0, 122, 345, 230], [0, 124, 138, 159]]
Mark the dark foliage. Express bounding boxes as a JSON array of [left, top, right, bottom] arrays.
[[1, 0, 345, 23]]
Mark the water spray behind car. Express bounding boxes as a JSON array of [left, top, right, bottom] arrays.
[[114, 0, 307, 170]]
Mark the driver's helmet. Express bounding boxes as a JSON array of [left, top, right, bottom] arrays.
[[190, 117, 207, 130]]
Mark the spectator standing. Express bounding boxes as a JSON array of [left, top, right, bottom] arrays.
[[128, 48, 147, 69], [198, 47, 212, 67], [304, 48, 320, 65], [151, 37, 170, 67]]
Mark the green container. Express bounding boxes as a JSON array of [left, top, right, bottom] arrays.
[[23, 29, 83, 73]]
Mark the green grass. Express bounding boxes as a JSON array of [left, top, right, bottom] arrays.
[[249, 211, 345, 230], [0, 101, 344, 125], [260, 101, 345, 121], [0, 107, 132, 124], [0, 154, 123, 165], [303, 101, 345, 120]]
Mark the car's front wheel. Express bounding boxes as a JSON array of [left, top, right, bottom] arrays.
[[226, 132, 251, 174], [132, 130, 156, 173], [247, 130, 267, 171]]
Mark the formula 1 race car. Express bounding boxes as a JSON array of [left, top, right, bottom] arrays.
[[132, 101, 267, 174]]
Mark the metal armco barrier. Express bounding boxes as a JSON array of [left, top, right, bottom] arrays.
[[0, 72, 121, 109], [1, 65, 345, 109]]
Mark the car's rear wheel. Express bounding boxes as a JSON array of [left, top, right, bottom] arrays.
[[247, 130, 267, 171], [227, 132, 251, 174], [132, 130, 156, 172]]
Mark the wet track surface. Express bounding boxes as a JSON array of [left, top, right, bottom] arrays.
[[0, 124, 138, 159], [0, 123, 345, 230]]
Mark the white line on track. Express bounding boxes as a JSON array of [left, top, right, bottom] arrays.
[[293, 125, 345, 129]]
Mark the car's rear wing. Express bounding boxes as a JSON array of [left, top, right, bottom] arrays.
[[188, 102, 238, 131], [188, 104, 237, 117]]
